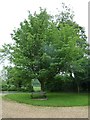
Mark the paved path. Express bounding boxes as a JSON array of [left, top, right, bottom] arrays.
[[2, 99, 88, 118]]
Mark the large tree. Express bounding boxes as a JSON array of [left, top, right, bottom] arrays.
[[0, 5, 88, 92]]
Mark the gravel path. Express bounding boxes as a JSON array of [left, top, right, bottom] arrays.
[[2, 99, 88, 118]]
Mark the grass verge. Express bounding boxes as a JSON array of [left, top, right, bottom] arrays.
[[3, 92, 88, 107]]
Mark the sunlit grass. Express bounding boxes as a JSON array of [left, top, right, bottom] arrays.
[[3, 92, 88, 107], [33, 86, 41, 91]]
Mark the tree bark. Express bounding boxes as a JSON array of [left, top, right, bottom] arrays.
[[77, 83, 80, 94], [41, 81, 45, 91], [39, 80, 45, 92]]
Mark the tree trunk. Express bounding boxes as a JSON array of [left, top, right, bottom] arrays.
[[41, 81, 45, 91], [74, 74, 80, 94], [39, 80, 45, 92], [77, 83, 80, 94], [70, 71, 72, 78]]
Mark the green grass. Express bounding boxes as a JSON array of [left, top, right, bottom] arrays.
[[3, 92, 88, 107], [33, 86, 41, 91]]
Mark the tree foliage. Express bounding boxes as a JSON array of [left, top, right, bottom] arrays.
[[0, 4, 89, 92]]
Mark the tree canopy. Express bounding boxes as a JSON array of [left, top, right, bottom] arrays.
[[0, 4, 89, 92]]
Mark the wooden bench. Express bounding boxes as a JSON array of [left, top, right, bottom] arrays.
[[31, 91, 47, 99]]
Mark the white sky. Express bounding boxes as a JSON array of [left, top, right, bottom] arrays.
[[0, 0, 89, 47]]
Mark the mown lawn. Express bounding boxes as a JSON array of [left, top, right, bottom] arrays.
[[33, 86, 41, 91], [3, 92, 88, 107]]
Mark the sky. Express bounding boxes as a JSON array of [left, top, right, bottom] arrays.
[[0, 0, 89, 69]]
